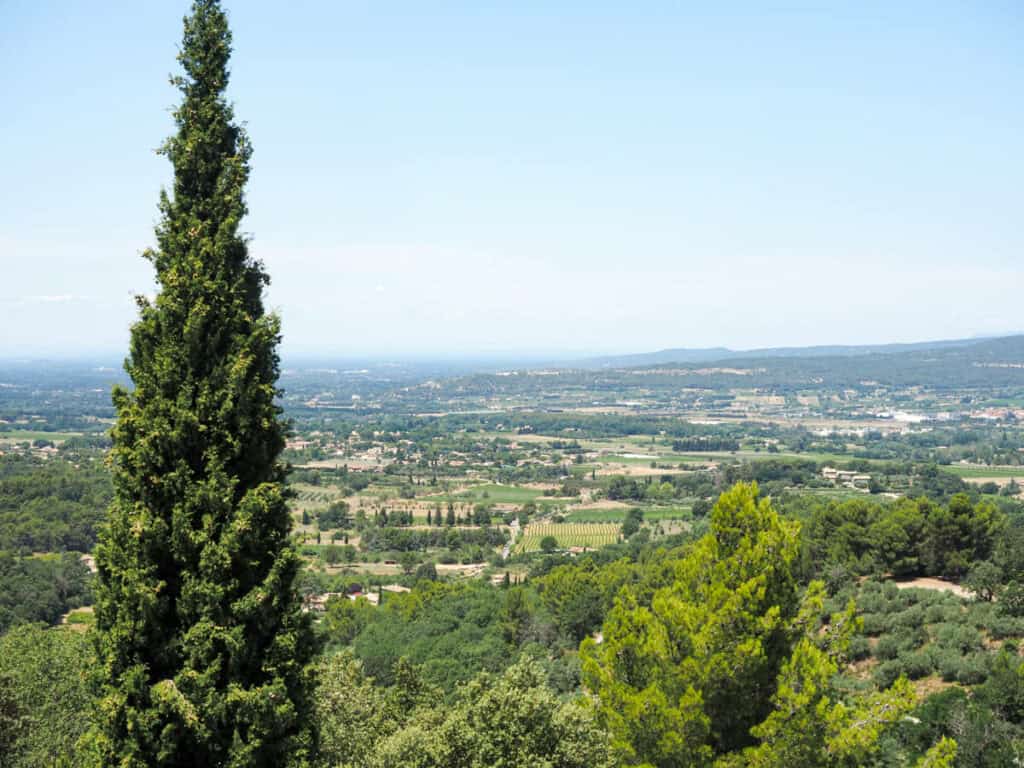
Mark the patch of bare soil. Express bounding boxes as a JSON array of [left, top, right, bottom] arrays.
[[892, 577, 971, 599], [576, 499, 634, 510], [913, 675, 956, 699], [595, 464, 690, 477], [849, 657, 878, 680]]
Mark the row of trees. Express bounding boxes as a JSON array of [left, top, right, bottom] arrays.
[[358, 525, 506, 552]]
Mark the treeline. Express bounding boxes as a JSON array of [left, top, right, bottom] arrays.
[[672, 436, 740, 452], [358, 525, 507, 553], [605, 472, 717, 503], [722, 457, 974, 501], [406, 410, 754, 440], [601, 457, 979, 506], [798, 493, 1006, 581], [722, 457, 823, 489]]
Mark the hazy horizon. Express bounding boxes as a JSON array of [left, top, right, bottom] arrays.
[[0, 331, 1020, 368], [3, 2, 1021, 358]]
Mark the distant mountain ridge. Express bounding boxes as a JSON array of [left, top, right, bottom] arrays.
[[575, 335, 1024, 369]]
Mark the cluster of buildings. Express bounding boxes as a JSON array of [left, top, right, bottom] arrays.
[[302, 583, 411, 613], [821, 466, 873, 490]]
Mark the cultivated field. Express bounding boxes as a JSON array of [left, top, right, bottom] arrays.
[[0, 429, 82, 445], [454, 483, 543, 504], [516, 522, 620, 553], [941, 464, 1023, 479], [566, 506, 692, 522]]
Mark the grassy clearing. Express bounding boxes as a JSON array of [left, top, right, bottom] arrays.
[[65, 609, 95, 626], [564, 508, 631, 523], [454, 484, 543, 504], [643, 506, 694, 521], [517, 522, 620, 553]]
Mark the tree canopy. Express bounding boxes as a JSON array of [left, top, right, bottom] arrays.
[[86, 2, 316, 765], [581, 483, 916, 767]]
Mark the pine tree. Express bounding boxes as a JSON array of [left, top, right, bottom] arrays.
[[87, 2, 317, 765]]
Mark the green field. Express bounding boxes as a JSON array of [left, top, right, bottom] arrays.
[[356, 483, 409, 500], [454, 484, 544, 504], [517, 522, 620, 553], [565, 506, 692, 522], [603, 454, 704, 467], [941, 464, 1024, 479]]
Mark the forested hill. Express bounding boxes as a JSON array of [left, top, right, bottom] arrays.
[[596, 334, 1024, 390], [578, 334, 1023, 371]]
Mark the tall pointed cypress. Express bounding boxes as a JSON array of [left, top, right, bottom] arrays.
[[88, 2, 316, 765]]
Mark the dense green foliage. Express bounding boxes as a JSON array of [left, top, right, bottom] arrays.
[[581, 483, 916, 766], [0, 454, 111, 552], [894, 653, 1024, 766], [4, 477, 1012, 766], [314, 652, 612, 768], [358, 524, 506, 552], [0, 624, 94, 767], [801, 494, 1005, 580], [87, 3, 316, 765], [0, 552, 91, 633], [352, 581, 518, 691]]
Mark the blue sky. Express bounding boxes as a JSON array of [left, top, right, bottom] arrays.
[[1, 1, 1021, 359]]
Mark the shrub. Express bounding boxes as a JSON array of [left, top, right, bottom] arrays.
[[934, 648, 963, 682], [907, 625, 930, 649], [861, 613, 887, 636], [966, 602, 998, 630], [900, 650, 934, 680], [925, 602, 961, 624], [875, 635, 900, 661], [857, 585, 886, 615], [987, 615, 1024, 640], [849, 636, 872, 661], [873, 659, 905, 689], [892, 605, 926, 629], [955, 653, 991, 685], [1000, 581, 1024, 617], [934, 623, 982, 654]]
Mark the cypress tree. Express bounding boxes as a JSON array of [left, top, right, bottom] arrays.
[[88, 2, 317, 765]]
